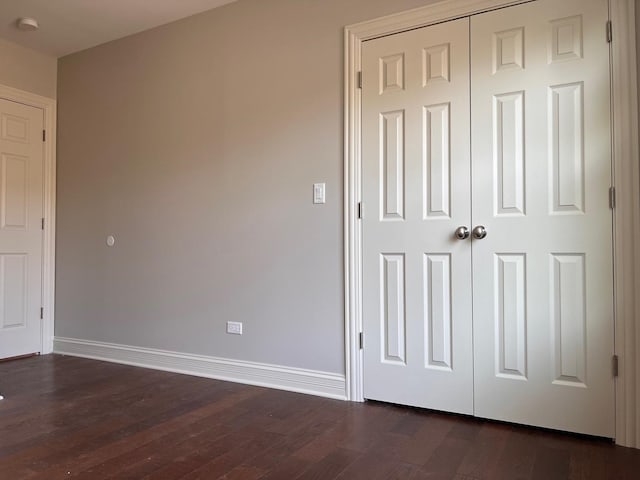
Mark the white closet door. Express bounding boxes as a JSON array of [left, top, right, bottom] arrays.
[[361, 18, 473, 414], [471, 0, 614, 436], [0, 98, 44, 359]]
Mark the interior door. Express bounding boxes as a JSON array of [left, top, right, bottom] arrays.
[[470, 0, 614, 436], [361, 18, 473, 414], [360, 0, 615, 436], [0, 98, 44, 359]]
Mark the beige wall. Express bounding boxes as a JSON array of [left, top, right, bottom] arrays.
[[56, 0, 438, 373], [0, 37, 57, 98]]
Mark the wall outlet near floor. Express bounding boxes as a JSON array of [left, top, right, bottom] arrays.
[[226, 321, 243, 335]]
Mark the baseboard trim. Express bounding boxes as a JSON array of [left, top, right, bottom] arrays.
[[53, 337, 347, 401]]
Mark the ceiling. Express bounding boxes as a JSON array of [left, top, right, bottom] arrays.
[[0, 0, 239, 58]]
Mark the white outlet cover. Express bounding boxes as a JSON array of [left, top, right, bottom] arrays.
[[227, 321, 243, 335]]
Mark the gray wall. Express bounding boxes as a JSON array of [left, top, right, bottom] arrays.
[[0, 37, 57, 98], [56, 0, 436, 374]]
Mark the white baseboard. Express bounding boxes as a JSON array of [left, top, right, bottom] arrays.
[[53, 337, 347, 401]]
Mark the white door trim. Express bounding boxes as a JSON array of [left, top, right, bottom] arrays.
[[610, 0, 640, 449], [343, 0, 640, 448], [0, 83, 57, 355]]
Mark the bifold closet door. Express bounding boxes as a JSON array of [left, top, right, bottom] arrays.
[[361, 18, 473, 414], [470, 0, 615, 437]]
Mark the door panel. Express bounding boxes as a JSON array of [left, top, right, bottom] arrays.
[[362, 18, 473, 414], [471, 0, 614, 436], [0, 98, 44, 359]]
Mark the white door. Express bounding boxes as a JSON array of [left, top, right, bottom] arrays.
[[0, 98, 44, 359], [361, 18, 473, 414], [361, 0, 614, 437], [471, 0, 614, 437]]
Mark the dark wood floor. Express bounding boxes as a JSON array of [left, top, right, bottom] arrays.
[[1, 356, 639, 480]]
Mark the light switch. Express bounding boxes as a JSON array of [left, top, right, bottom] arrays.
[[313, 183, 326, 204]]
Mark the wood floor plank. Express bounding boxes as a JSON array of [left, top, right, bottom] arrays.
[[455, 422, 511, 479], [1, 355, 639, 480], [29, 388, 257, 479], [419, 420, 482, 479], [487, 428, 537, 480], [293, 448, 361, 480], [530, 444, 570, 480], [178, 428, 284, 479]]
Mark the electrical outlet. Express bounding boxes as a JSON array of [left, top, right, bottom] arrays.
[[227, 321, 243, 335]]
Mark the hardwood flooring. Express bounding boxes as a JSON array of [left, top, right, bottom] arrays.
[[1, 355, 639, 479]]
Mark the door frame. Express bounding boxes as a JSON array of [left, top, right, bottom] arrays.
[[0, 83, 57, 356], [343, 0, 640, 447]]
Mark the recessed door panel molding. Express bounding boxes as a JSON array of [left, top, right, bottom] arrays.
[[0, 254, 27, 329], [381, 254, 406, 365], [379, 54, 405, 94], [424, 254, 452, 370], [1, 113, 30, 144], [0, 97, 44, 359], [493, 27, 525, 73], [493, 92, 525, 216], [549, 15, 583, 64], [551, 253, 587, 387], [549, 82, 585, 214], [494, 254, 527, 379], [423, 44, 450, 85], [380, 110, 405, 220], [423, 103, 451, 219], [1, 153, 29, 229]]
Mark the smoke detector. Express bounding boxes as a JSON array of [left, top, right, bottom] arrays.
[[16, 17, 39, 31]]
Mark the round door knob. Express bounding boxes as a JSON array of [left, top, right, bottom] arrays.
[[472, 225, 487, 239], [454, 226, 470, 240]]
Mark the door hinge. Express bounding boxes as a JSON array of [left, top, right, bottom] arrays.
[[357, 71, 362, 89], [42, 130, 46, 142], [41, 218, 45, 230], [613, 355, 619, 377], [609, 186, 616, 209], [40, 307, 44, 319], [357, 202, 362, 219], [359, 332, 364, 350], [606, 20, 612, 43]]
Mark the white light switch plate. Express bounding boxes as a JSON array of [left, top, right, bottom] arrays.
[[313, 183, 326, 204]]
